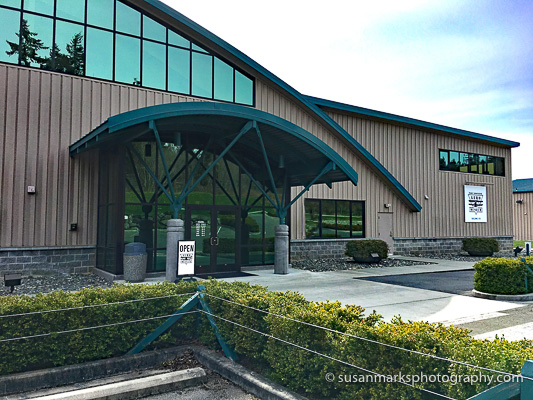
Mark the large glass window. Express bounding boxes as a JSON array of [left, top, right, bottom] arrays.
[[214, 57, 233, 102], [115, 34, 140, 85], [0, 8, 21, 64], [168, 46, 190, 94], [305, 199, 365, 239], [0, 0, 254, 105], [87, 0, 114, 29], [54, 21, 84, 75], [439, 149, 505, 177], [56, 0, 85, 23], [86, 27, 113, 80], [22, 13, 53, 68], [143, 15, 165, 42], [142, 40, 166, 90], [23, 0, 53, 16], [116, 0, 140, 36], [192, 52, 212, 98]]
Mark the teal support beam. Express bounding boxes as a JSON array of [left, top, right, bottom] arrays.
[[522, 360, 533, 400], [128, 144, 174, 204], [127, 286, 238, 362], [466, 381, 520, 400], [178, 121, 254, 204], [282, 161, 336, 215], [127, 292, 201, 355], [198, 289, 238, 361], [254, 123, 281, 209], [228, 153, 278, 209], [150, 120, 177, 210]]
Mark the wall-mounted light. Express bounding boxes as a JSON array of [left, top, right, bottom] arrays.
[[27, 186, 36, 194], [424, 195, 429, 200], [384, 203, 391, 208], [516, 199, 523, 204]]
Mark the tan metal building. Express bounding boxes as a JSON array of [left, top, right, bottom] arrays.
[[513, 179, 533, 241], [0, 0, 519, 278]]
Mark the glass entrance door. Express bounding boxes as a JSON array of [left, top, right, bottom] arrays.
[[186, 205, 240, 275]]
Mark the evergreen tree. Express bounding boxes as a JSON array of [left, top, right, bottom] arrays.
[[5, 19, 48, 66], [66, 32, 84, 75]]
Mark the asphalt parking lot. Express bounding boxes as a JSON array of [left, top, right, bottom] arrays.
[[356, 269, 475, 296]]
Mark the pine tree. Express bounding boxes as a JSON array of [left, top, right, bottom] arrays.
[[5, 19, 48, 66], [66, 32, 84, 75]]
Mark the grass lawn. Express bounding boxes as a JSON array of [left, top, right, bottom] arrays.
[[514, 240, 533, 247]]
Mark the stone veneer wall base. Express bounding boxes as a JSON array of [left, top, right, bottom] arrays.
[[290, 236, 514, 260], [0, 246, 96, 276]]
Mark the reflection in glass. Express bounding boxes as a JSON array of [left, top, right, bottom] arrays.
[[143, 15, 166, 42], [56, 0, 85, 23], [142, 40, 166, 90], [22, 13, 53, 68], [87, 0, 114, 29], [192, 52, 212, 98], [0, 8, 21, 63], [115, 34, 140, 85], [214, 57, 233, 102], [116, 0, 140, 36], [86, 28, 113, 80], [168, 30, 189, 48], [192, 43, 208, 53], [216, 210, 237, 266], [337, 201, 350, 238], [351, 202, 364, 237], [23, 0, 53, 16], [235, 70, 253, 105], [305, 200, 320, 238], [54, 21, 84, 75], [168, 46, 190, 94]]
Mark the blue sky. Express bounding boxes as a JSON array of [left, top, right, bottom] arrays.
[[163, 0, 533, 179]]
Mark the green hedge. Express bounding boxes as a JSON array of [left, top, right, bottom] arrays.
[[2, 280, 533, 399], [474, 257, 533, 294], [462, 237, 500, 254], [345, 239, 388, 260]]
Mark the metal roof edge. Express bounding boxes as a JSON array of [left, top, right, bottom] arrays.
[[306, 95, 521, 148]]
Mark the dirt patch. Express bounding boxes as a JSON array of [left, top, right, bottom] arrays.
[[162, 349, 202, 371]]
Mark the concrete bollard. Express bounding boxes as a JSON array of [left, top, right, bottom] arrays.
[[274, 224, 289, 274], [166, 219, 184, 282]]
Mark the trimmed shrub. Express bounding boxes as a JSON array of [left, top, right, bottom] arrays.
[[345, 239, 388, 260], [2, 280, 533, 399], [462, 237, 500, 255], [474, 257, 533, 294]]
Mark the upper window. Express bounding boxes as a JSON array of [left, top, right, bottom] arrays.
[[439, 149, 505, 176], [305, 199, 365, 239], [0, 0, 254, 106]]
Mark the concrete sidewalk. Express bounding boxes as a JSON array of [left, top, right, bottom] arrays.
[[218, 257, 531, 339]]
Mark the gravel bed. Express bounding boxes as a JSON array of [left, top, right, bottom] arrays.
[[409, 251, 522, 262], [0, 273, 112, 297], [291, 257, 434, 272]]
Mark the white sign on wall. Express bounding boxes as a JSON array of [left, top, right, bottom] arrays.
[[178, 241, 195, 276], [464, 185, 487, 223]]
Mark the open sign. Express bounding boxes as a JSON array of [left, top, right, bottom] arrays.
[[178, 240, 195, 276]]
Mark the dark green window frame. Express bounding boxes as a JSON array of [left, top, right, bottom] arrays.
[[0, 0, 254, 106], [439, 149, 505, 176], [304, 199, 365, 239]]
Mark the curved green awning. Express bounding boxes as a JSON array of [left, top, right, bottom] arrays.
[[70, 102, 358, 189]]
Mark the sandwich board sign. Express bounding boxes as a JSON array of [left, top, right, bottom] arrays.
[[178, 241, 195, 276], [464, 185, 487, 223]]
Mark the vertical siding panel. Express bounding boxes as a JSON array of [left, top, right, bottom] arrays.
[[0, 66, 7, 246], [1, 67, 18, 246], [12, 69, 30, 246]]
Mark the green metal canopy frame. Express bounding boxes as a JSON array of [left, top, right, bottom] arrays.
[[70, 102, 359, 223]]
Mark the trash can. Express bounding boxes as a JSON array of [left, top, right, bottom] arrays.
[[123, 242, 147, 282]]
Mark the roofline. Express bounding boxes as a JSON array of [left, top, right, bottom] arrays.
[[142, 0, 422, 212], [513, 190, 533, 194], [306, 95, 521, 148]]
